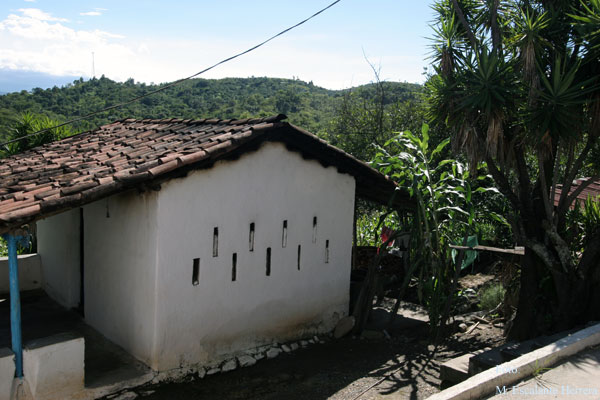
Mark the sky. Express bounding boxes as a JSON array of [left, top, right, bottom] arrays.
[[0, 0, 436, 91]]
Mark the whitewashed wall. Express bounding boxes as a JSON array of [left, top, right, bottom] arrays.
[[152, 142, 355, 370], [0, 254, 42, 293], [34, 141, 356, 372], [37, 209, 81, 309], [83, 191, 159, 367]]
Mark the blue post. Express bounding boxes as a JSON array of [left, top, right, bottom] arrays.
[[3, 233, 26, 378]]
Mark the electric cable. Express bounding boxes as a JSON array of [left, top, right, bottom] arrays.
[[1, 0, 342, 148]]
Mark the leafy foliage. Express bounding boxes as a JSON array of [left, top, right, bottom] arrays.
[[428, 0, 600, 338], [479, 282, 506, 311], [1, 112, 74, 157], [372, 124, 498, 333], [566, 197, 600, 254], [324, 84, 428, 161], [0, 76, 422, 153], [0, 236, 33, 257]]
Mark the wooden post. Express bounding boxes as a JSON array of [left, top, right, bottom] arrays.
[[448, 244, 525, 255]]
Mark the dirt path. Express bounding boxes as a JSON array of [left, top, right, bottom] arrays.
[[116, 302, 504, 400]]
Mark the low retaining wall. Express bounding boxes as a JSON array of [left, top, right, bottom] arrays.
[[23, 333, 84, 400], [428, 322, 600, 400], [0, 254, 42, 294], [0, 349, 14, 400]]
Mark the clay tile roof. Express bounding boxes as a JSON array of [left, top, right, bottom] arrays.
[[554, 177, 600, 209], [0, 114, 413, 233]]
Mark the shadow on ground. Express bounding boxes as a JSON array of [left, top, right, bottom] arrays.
[[133, 303, 504, 400], [0, 290, 150, 388]]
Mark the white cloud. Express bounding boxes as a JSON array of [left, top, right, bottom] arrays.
[[0, 7, 424, 89], [0, 9, 131, 78], [80, 8, 107, 16], [23, 0, 36, 3], [17, 8, 67, 22]]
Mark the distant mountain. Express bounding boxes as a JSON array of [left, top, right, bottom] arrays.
[[0, 76, 422, 140], [0, 69, 82, 94]]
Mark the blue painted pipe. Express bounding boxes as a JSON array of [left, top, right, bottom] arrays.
[[3, 234, 23, 378]]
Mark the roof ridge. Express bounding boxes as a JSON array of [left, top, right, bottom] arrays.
[[118, 114, 288, 126]]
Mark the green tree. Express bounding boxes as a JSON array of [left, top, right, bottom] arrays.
[[324, 83, 426, 161], [1, 112, 74, 156], [428, 0, 600, 339], [0, 77, 422, 140]]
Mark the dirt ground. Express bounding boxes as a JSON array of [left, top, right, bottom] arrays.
[[458, 273, 496, 290], [118, 300, 505, 400]]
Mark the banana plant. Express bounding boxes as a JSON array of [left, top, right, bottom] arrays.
[[372, 123, 504, 336]]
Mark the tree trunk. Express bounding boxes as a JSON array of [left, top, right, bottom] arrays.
[[508, 195, 553, 340], [509, 225, 600, 340], [352, 258, 380, 334], [507, 250, 545, 340], [555, 232, 600, 330], [580, 233, 600, 322]]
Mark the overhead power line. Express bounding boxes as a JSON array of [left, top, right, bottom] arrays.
[[1, 0, 342, 148]]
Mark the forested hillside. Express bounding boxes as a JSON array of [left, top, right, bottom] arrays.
[[0, 76, 422, 143]]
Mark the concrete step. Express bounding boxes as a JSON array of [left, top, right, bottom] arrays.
[[499, 330, 575, 360], [440, 349, 488, 387], [468, 342, 513, 376], [440, 353, 472, 387], [469, 328, 577, 375]]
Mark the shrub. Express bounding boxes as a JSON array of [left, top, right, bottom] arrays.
[[479, 283, 506, 311]]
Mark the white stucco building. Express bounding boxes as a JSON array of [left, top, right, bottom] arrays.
[[0, 115, 413, 378]]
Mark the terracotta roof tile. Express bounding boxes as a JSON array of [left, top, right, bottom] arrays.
[[0, 199, 18, 213], [148, 159, 180, 177], [0, 113, 413, 232], [94, 176, 114, 185], [178, 151, 207, 166], [554, 177, 600, 209], [60, 181, 98, 196], [34, 190, 59, 201], [0, 204, 41, 223]]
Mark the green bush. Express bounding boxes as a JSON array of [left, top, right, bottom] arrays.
[[479, 283, 506, 311], [0, 236, 33, 257]]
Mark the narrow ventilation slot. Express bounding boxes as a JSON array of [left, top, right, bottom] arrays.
[[282, 220, 288, 248], [297, 245, 301, 270], [249, 222, 255, 252], [232, 253, 237, 281], [192, 258, 200, 286], [312, 216, 317, 243], [325, 240, 329, 263], [266, 247, 271, 276], [212, 227, 219, 257]]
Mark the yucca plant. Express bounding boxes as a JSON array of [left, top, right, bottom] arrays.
[[428, 0, 600, 339]]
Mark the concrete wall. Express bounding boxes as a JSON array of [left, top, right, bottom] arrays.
[[83, 191, 159, 367], [0, 348, 14, 400], [37, 209, 81, 309], [152, 142, 356, 370], [0, 254, 42, 294], [23, 334, 84, 400]]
